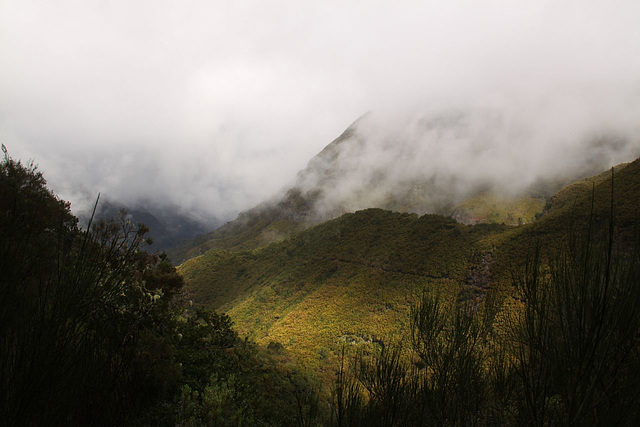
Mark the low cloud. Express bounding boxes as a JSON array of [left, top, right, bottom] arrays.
[[294, 91, 640, 219], [1, 1, 639, 224]]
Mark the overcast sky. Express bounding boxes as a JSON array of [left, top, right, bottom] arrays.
[[1, 0, 640, 222]]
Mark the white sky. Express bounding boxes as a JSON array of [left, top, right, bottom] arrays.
[[1, 0, 640, 221]]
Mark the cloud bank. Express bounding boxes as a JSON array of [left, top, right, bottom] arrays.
[[293, 96, 640, 220], [1, 1, 639, 223]]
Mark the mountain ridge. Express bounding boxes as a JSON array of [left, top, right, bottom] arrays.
[[178, 156, 640, 381], [168, 112, 620, 264]]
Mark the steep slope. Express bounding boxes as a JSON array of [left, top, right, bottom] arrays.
[[167, 189, 314, 263], [166, 121, 363, 263], [490, 158, 640, 287], [537, 162, 629, 218], [178, 157, 640, 379], [179, 210, 507, 373], [170, 110, 621, 264]]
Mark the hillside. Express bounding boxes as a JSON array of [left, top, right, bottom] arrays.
[[178, 157, 640, 381], [179, 210, 507, 376], [167, 189, 314, 263], [490, 158, 640, 283], [450, 192, 546, 226], [537, 162, 629, 218], [169, 112, 600, 264]]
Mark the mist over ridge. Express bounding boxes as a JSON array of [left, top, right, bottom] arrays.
[[2, 1, 640, 227], [280, 93, 640, 223]]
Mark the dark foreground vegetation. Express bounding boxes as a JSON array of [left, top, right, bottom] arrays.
[[331, 217, 640, 426], [2, 145, 640, 426], [0, 147, 320, 426], [329, 172, 640, 426]]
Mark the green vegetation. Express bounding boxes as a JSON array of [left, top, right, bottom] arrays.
[[451, 191, 546, 225], [179, 158, 640, 399], [167, 191, 313, 264], [0, 147, 320, 426], [169, 188, 550, 266], [167, 124, 578, 267], [328, 177, 640, 425], [538, 162, 629, 218], [5, 141, 640, 425], [490, 160, 640, 288], [330, 290, 507, 426], [178, 209, 510, 379]]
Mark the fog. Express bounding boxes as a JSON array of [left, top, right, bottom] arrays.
[[1, 1, 640, 225], [294, 96, 640, 220]]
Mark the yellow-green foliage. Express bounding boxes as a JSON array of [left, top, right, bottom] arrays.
[[179, 209, 508, 384], [167, 188, 319, 264], [452, 191, 546, 225], [491, 159, 639, 287], [170, 214, 309, 264], [539, 162, 629, 218], [179, 158, 640, 387]]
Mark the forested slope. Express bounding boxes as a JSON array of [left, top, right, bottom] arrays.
[[179, 158, 640, 377]]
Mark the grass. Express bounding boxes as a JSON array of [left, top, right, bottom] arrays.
[[451, 192, 546, 225]]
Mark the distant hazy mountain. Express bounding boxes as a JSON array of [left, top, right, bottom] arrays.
[[89, 199, 219, 254]]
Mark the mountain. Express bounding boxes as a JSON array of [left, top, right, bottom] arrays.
[[91, 200, 218, 254], [170, 111, 623, 264], [166, 119, 365, 263], [177, 156, 640, 382]]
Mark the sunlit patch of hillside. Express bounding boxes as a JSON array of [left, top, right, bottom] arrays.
[[179, 158, 640, 390], [451, 192, 546, 225]]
